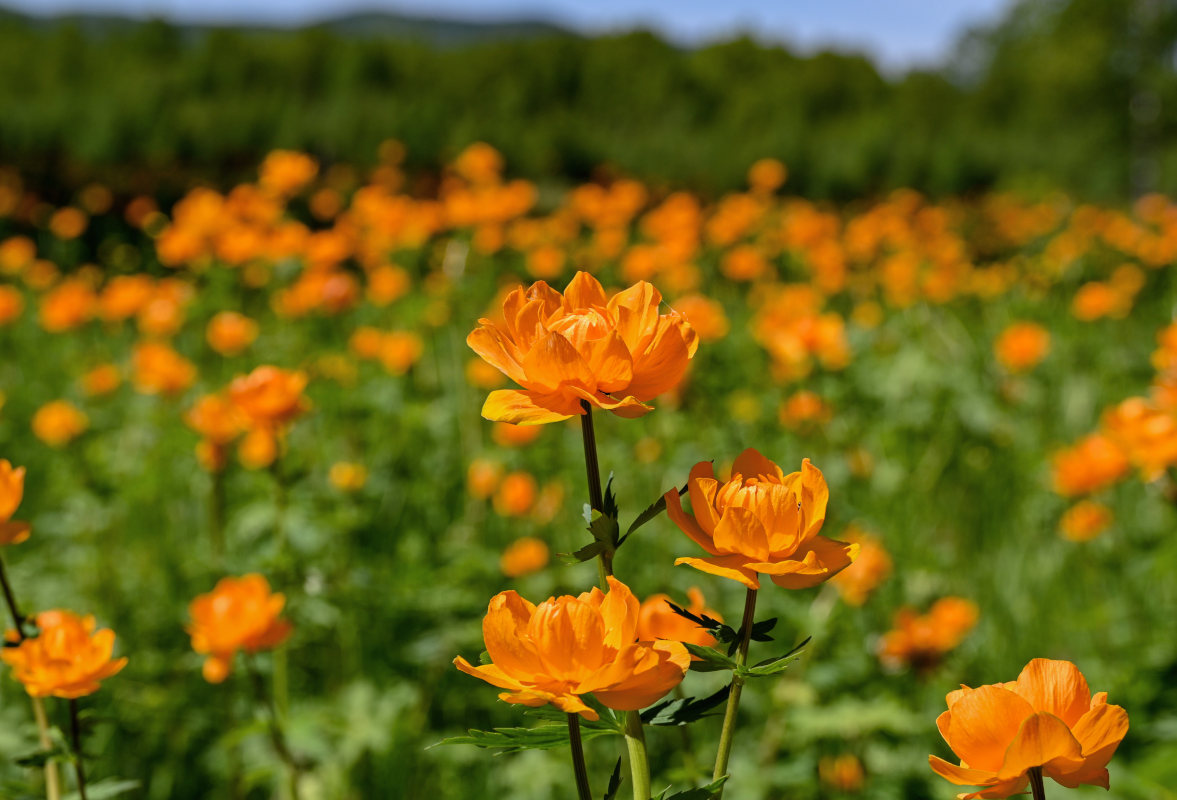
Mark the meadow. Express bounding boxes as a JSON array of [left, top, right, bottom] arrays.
[[0, 142, 1173, 799]]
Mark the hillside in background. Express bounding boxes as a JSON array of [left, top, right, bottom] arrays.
[[0, 0, 1174, 201]]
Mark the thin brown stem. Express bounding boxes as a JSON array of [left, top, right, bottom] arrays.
[[1028, 766, 1046, 800], [68, 700, 87, 800], [0, 554, 25, 633], [579, 401, 613, 583], [567, 713, 593, 800], [711, 587, 758, 798]]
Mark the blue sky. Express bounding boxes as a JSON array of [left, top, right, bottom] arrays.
[[4, 0, 1017, 70]]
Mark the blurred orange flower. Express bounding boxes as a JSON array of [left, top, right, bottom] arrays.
[[0, 460, 30, 546], [492, 421, 542, 448], [229, 366, 309, 430], [2, 610, 127, 698], [879, 597, 978, 670], [493, 471, 537, 517], [829, 526, 891, 606], [0, 285, 24, 325], [258, 150, 318, 196], [1059, 500, 1112, 542], [636, 587, 721, 648], [929, 659, 1128, 798], [187, 574, 292, 683], [500, 536, 549, 578], [206, 311, 259, 356], [779, 390, 832, 431], [467, 458, 503, 500], [468, 271, 698, 424], [666, 449, 857, 590], [454, 577, 689, 720], [819, 754, 865, 793], [39, 279, 96, 333], [994, 322, 1050, 373], [31, 400, 88, 447], [329, 461, 368, 492], [132, 341, 196, 396], [1050, 434, 1129, 496], [671, 294, 729, 342], [81, 363, 121, 397]]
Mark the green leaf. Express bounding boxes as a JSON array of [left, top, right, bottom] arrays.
[[478, 650, 492, 666], [587, 511, 620, 547], [656, 776, 728, 800], [641, 684, 731, 726], [737, 637, 811, 678], [682, 643, 736, 672], [749, 617, 777, 642], [62, 779, 140, 800], [602, 757, 623, 800], [621, 494, 667, 543], [560, 541, 606, 564], [602, 474, 619, 519], [13, 745, 67, 768], [665, 602, 735, 644], [432, 722, 618, 754]]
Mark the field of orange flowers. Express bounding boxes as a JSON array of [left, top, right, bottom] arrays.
[[0, 144, 1173, 799]]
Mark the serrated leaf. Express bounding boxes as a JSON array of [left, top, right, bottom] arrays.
[[478, 650, 492, 666], [737, 637, 812, 678], [432, 721, 619, 755], [665, 602, 733, 643], [660, 776, 728, 799], [602, 475, 619, 519], [749, 617, 777, 642], [682, 642, 736, 672], [622, 494, 667, 543], [560, 541, 606, 564], [603, 757, 623, 800], [525, 705, 625, 733], [587, 511, 620, 547], [641, 684, 731, 726]]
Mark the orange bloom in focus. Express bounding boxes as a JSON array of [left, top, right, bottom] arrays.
[[994, 322, 1050, 373], [31, 400, 88, 447], [1050, 434, 1129, 496], [879, 597, 978, 670], [929, 659, 1128, 798], [0, 459, 30, 546], [500, 536, 549, 578], [1, 610, 127, 698], [636, 587, 721, 648], [467, 272, 698, 424], [81, 363, 121, 397], [829, 526, 891, 606], [187, 574, 292, 683], [229, 366, 309, 430], [1059, 500, 1112, 542], [666, 449, 857, 590], [454, 577, 689, 720], [206, 311, 259, 356], [132, 341, 196, 396], [493, 471, 537, 517]]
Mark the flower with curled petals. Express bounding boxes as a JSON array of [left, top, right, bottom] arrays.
[[467, 271, 698, 425], [0, 459, 30, 546], [453, 576, 689, 720], [1, 610, 127, 698], [665, 448, 857, 590], [929, 658, 1129, 798]]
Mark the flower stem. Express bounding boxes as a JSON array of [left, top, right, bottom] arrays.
[[247, 656, 300, 800], [1028, 767, 1046, 800], [68, 699, 87, 800], [31, 697, 61, 800], [0, 553, 25, 632], [711, 587, 758, 797], [210, 467, 226, 563], [624, 709, 652, 800], [567, 713, 593, 800]]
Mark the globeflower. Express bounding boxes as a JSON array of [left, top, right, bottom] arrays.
[[499, 536, 549, 578], [879, 597, 978, 670], [454, 577, 689, 720], [929, 659, 1128, 798], [1, 610, 127, 698], [994, 322, 1050, 373], [132, 341, 196, 396], [31, 400, 88, 447], [206, 311, 259, 356], [228, 366, 309, 430], [665, 449, 857, 590], [0, 459, 30, 546], [187, 574, 292, 683], [467, 272, 698, 424]]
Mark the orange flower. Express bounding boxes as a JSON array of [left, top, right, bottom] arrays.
[[81, 363, 121, 397], [819, 754, 865, 793], [779, 390, 832, 431], [0, 285, 24, 325], [466, 358, 507, 389], [206, 311, 259, 356], [467, 458, 503, 499], [454, 577, 689, 720], [237, 427, 278, 470], [492, 421, 542, 447], [636, 587, 721, 648], [500, 536, 549, 578], [258, 150, 318, 196], [377, 331, 424, 375], [0, 460, 30, 546], [994, 322, 1050, 373], [187, 574, 292, 683], [929, 659, 1129, 798], [666, 449, 857, 590], [328, 461, 368, 492], [132, 341, 196, 396], [879, 597, 978, 670], [467, 272, 698, 424], [1059, 500, 1112, 542], [829, 526, 891, 606], [1, 610, 127, 698], [31, 400, 88, 447], [671, 294, 729, 342], [185, 394, 242, 445], [229, 366, 309, 430], [747, 158, 787, 194], [493, 471, 538, 517], [39, 279, 96, 333], [1050, 434, 1129, 496]]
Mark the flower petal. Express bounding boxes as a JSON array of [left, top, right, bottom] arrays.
[[562, 271, 609, 311], [946, 685, 1035, 772], [1013, 659, 1092, 728], [599, 576, 639, 651], [481, 389, 579, 425], [928, 755, 998, 786], [996, 712, 1083, 781], [713, 506, 771, 560], [467, 324, 527, 384], [482, 591, 540, 680], [674, 554, 760, 589], [731, 448, 785, 483], [686, 462, 722, 536], [626, 317, 691, 401], [665, 484, 719, 556], [764, 536, 858, 590]]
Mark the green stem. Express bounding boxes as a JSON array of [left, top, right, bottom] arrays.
[[567, 713, 593, 800], [31, 697, 61, 800], [711, 587, 758, 797], [247, 656, 300, 800], [68, 700, 87, 800], [1028, 766, 1046, 800], [210, 466, 226, 563], [0, 553, 25, 633], [624, 709, 652, 800]]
